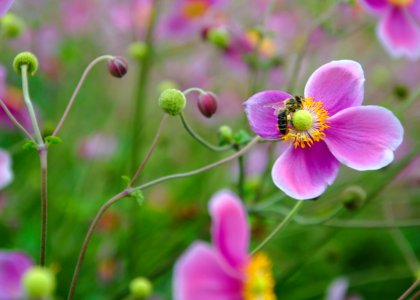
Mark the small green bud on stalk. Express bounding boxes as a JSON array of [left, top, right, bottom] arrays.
[[13, 52, 39, 76], [158, 89, 186, 116], [218, 125, 233, 145], [207, 27, 230, 49], [341, 186, 367, 210], [129, 277, 153, 298], [128, 42, 148, 60], [0, 13, 24, 39], [23, 267, 56, 298]]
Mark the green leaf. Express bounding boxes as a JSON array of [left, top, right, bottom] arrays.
[[121, 175, 131, 187], [233, 130, 251, 146], [22, 140, 37, 151], [130, 189, 145, 206], [45, 136, 62, 146]]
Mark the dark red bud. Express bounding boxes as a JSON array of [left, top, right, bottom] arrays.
[[108, 56, 128, 78], [197, 92, 218, 118], [200, 26, 211, 41]]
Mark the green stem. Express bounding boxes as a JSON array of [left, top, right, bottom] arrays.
[[251, 200, 304, 254], [0, 98, 33, 140], [179, 112, 231, 152], [237, 152, 245, 199], [53, 55, 113, 136], [38, 147, 48, 266], [21, 65, 43, 145], [398, 278, 420, 300], [130, 1, 160, 173]]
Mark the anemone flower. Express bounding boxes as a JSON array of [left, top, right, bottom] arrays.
[[359, 0, 420, 59], [174, 190, 276, 300], [0, 0, 14, 17], [244, 60, 403, 200], [0, 251, 33, 299]]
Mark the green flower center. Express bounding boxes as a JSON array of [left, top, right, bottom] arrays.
[[292, 110, 313, 131]]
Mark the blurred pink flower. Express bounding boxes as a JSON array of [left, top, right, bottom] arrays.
[[78, 133, 118, 160], [244, 60, 404, 200], [327, 277, 363, 300], [173, 190, 276, 300], [359, 0, 420, 59], [0, 0, 14, 17], [0, 150, 13, 190], [0, 251, 33, 299], [62, 0, 97, 34]]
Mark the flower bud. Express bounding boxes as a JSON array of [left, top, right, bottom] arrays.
[[218, 125, 233, 145], [207, 27, 230, 49], [341, 186, 366, 210], [108, 56, 128, 78], [197, 92, 218, 118], [0, 13, 24, 39], [129, 277, 153, 298], [158, 88, 186, 116], [393, 84, 409, 101], [13, 51, 39, 76], [22, 266, 56, 298], [128, 42, 148, 60]]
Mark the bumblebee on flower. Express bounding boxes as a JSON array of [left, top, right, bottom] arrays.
[[244, 60, 404, 200]]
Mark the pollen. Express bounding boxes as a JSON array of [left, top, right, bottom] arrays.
[[282, 97, 330, 149], [182, 1, 209, 19], [388, 0, 414, 6], [243, 252, 276, 300]]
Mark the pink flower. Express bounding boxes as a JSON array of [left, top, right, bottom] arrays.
[[244, 60, 403, 200], [0, 150, 13, 189], [359, 0, 420, 59], [173, 191, 276, 300], [0, 0, 14, 17], [78, 133, 118, 160], [0, 251, 33, 299]]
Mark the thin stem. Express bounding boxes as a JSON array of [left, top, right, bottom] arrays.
[[21, 65, 43, 145], [251, 201, 304, 254], [0, 98, 33, 140], [53, 55, 114, 136], [324, 219, 420, 229], [237, 153, 245, 199], [182, 87, 206, 95], [130, 114, 168, 186], [67, 190, 130, 300], [398, 279, 420, 300], [132, 136, 260, 192], [39, 147, 48, 266], [179, 112, 232, 152]]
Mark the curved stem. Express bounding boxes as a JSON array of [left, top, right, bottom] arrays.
[[179, 112, 232, 152], [39, 147, 48, 266], [53, 55, 113, 136], [67, 190, 130, 300], [21, 65, 43, 145], [130, 114, 168, 186], [0, 98, 33, 140], [182, 87, 206, 95], [132, 136, 259, 192], [251, 200, 304, 254], [398, 279, 419, 300]]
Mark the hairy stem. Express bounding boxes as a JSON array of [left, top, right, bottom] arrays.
[[53, 55, 113, 136], [398, 279, 419, 300]]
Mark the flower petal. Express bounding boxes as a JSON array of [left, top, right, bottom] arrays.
[[324, 106, 403, 171], [244, 90, 293, 139], [0, 251, 33, 299], [0, 150, 13, 190], [359, 0, 389, 14], [408, 1, 420, 21], [272, 142, 340, 200], [173, 242, 243, 300], [304, 60, 365, 116], [209, 190, 249, 269], [377, 7, 420, 59], [0, 0, 14, 17]]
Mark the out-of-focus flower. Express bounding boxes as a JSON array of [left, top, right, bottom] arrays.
[[244, 60, 404, 200], [0, 150, 13, 189], [78, 133, 118, 160], [359, 0, 420, 59], [0, 251, 33, 299], [0, 0, 15, 17], [326, 277, 363, 300], [174, 190, 276, 300], [61, 0, 97, 34]]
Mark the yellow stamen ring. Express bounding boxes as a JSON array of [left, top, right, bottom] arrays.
[[243, 252, 276, 300]]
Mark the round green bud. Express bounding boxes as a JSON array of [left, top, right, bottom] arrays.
[[129, 277, 153, 298], [22, 267, 56, 298], [13, 51, 39, 76], [158, 80, 178, 94], [207, 27, 230, 49], [158, 89, 186, 116], [128, 42, 148, 60], [292, 110, 313, 131], [341, 186, 367, 210], [393, 84, 409, 101], [0, 13, 24, 39], [218, 125, 233, 145]]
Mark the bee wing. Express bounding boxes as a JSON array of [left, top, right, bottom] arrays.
[[263, 101, 285, 115]]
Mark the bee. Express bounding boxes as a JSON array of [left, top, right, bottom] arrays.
[[275, 96, 304, 136]]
